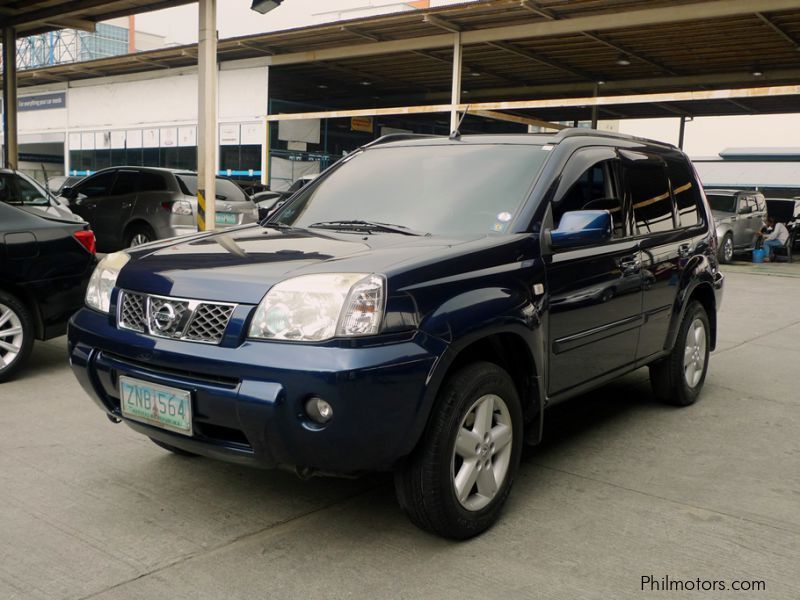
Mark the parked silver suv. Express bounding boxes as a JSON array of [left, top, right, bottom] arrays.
[[61, 167, 258, 250], [705, 189, 767, 263]]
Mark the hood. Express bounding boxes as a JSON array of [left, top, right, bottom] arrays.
[[117, 224, 473, 304]]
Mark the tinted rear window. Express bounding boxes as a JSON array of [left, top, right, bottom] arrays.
[[629, 163, 675, 234], [707, 194, 736, 213], [175, 175, 249, 202], [666, 159, 702, 228]]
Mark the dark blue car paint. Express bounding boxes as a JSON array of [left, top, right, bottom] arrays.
[[68, 131, 723, 475]]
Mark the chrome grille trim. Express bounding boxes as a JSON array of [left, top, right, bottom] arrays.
[[117, 291, 236, 345]]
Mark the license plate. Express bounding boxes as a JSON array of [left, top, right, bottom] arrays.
[[119, 376, 193, 436], [215, 212, 237, 225]]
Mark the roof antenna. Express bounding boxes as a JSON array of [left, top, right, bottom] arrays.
[[449, 104, 470, 139]]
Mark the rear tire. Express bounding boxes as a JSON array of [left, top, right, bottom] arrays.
[[0, 291, 35, 383], [394, 361, 523, 539], [149, 437, 199, 457], [649, 301, 710, 406], [125, 224, 156, 248], [718, 233, 734, 264]]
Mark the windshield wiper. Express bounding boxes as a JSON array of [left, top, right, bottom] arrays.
[[308, 220, 427, 236]]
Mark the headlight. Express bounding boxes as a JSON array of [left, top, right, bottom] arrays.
[[248, 273, 385, 341], [85, 252, 130, 313]]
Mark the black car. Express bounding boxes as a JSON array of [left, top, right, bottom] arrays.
[[69, 130, 722, 539], [1, 202, 96, 382]]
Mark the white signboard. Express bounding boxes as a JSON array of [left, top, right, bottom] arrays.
[[81, 132, 95, 150], [278, 119, 320, 144], [110, 130, 126, 149], [178, 126, 196, 147], [142, 128, 159, 148], [220, 124, 240, 145], [240, 122, 262, 145], [160, 127, 178, 147], [126, 129, 143, 149]]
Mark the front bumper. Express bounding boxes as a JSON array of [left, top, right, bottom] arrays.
[[68, 308, 445, 474]]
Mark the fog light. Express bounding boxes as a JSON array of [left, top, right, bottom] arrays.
[[305, 397, 333, 424]]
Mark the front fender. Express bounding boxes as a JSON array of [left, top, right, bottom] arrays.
[[401, 285, 547, 454]]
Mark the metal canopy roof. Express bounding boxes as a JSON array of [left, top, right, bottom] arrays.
[[0, 1, 197, 36], [8, 0, 800, 120]]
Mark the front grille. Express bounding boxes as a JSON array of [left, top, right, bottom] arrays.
[[117, 291, 235, 345], [185, 304, 235, 343], [119, 292, 146, 332]]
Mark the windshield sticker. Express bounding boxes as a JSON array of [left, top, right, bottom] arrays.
[[492, 222, 506, 232], [497, 211, 513, 222]]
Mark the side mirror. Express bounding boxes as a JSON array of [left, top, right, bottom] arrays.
[[549, 210, 613, 249], [61, 186, 75, 200]]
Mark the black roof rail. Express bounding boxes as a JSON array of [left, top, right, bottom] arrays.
[[552, 127, 677, 149], [362, 133, 443, 148]]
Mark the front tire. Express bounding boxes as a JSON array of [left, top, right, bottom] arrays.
[[718, 233, 734, 264], [394, 361, 523, 539], [0, 291, 34, 383], [649, 301, 710, 406]]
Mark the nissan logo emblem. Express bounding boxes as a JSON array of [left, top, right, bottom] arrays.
[[153, 303, 177, 332]]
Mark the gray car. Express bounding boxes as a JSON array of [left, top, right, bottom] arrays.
[[705, 189, 767, 263], [61, 167, 258, 250]]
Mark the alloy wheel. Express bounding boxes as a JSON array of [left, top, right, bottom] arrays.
[[130, 233, 150, 247], [683, 318, 707, 388], [723, 238, 733, 262], [0, 303, 24, 369], [451, 393, 513, 511]]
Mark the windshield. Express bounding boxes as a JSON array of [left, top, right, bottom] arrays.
[[272, 143, 550, 236], [707, 194, 736, 213], [175, 175, 250, 203]]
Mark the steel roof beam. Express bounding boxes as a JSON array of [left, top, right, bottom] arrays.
[[756, 12, 800, 48], [263, 0, 800, 66]]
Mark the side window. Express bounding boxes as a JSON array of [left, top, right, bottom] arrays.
[[666, 159, 702, 228], [628, 161, 675, 234], [139, 172, 167, 192], [738, 196, 757, 214], [110, 171, 138, 196], [755, 195, 766, 213], [552, 149, 625, 239], [77, 172, 117, 198], [15, 176, 49, 206], [0, 174, 15, 204]]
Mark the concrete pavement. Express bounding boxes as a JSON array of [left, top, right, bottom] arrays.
[[1, 266, 799, 600]]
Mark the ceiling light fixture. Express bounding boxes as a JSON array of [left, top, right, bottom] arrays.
[[752, 66, 764, 77], [250, 0, 283, 14], [359, 80, 372, 86], [616, 54, 631, 66]]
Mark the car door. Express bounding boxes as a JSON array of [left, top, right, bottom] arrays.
[[733, 195, 758, 247], [68, 171, 118, 246], [100, 169, 139, 246], [546, 147, 643, 395], [629, 152, 689, 360]]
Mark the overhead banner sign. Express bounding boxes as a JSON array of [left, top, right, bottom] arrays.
[[351, 116, 374, 133], [18, 92, 66, 112]]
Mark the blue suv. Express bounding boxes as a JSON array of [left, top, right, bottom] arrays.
[[68, 130, 723, 539]]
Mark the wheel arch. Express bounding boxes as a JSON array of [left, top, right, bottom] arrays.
[[406, 325, 545, 461], [666, 279, 718, 353], [122, 219, 156, 244], [0, 282, 43, 339]]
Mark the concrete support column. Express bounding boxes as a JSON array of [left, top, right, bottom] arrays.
[[3, 27, 18, 169], [678, 115, 687, 149], [590, 83, 599, 129], [197, 0, 217, 231], [449, 31, 462, 133]]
